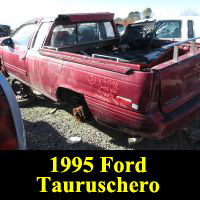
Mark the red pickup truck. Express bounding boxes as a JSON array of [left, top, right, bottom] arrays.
[[0, 12, 200, 140]]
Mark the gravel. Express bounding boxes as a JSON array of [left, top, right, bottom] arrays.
[[20, 96, 200, 150]]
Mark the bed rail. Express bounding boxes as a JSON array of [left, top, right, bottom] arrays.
[[161, 36, 200, 62]]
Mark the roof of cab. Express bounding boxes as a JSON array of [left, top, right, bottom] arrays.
[[56, 12, 114, 23], [23, 12, 114, 25]]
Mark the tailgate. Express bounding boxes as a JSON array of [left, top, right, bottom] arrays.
[[153, 50, 200, 113]]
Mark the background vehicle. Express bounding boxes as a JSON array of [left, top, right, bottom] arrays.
[[134, 16, 200, 42], [0, 73, 26, 150], [0, 25, 11, 38], [1, 13, 200, 140]]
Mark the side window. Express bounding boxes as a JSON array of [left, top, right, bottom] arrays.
[[103, 22, 115, 38], [32, 22, 51, 50], [49, 24, 77, 47], [12, 24, 37, 48], [77, 22, 115, 44], [188, 20, 194, 38], [47, 21, 116, 48]]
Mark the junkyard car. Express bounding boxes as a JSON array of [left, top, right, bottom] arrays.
[[134, 16, 200, 42], [0, 25, 11, 38], [0, 73, 26, 150], [1, 13, 200, 140]]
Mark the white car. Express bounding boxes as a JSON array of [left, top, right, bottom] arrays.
[[134, 16, 200, 42]]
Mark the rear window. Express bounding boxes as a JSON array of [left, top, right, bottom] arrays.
[[49, 21, 115, 47], [155, 20, 182, 39], [78, 23, 99, 44], [50, 24, 77, 47]]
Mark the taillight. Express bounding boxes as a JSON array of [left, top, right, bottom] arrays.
[[0, 86, 18, 150]]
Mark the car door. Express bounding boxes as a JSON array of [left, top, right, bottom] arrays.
[[2, 23, 37, 82], [26, 21, 62, 99]]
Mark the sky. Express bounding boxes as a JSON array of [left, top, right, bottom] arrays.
[[1, 0, 200, 29]]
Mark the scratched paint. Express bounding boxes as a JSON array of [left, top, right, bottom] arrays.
[[87, 74, 97, 85], [87, 74, 132, 108], [87, 74, 120, 105]]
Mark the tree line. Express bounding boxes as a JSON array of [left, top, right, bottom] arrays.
[[115, 8, 152, 25]]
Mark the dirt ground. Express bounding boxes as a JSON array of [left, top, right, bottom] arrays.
[[20, 96, 200, 150]]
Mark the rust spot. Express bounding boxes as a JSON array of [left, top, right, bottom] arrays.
[[73, 106, 86, 122]]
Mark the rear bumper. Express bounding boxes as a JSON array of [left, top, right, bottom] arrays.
[[85, 95, 200, 139]]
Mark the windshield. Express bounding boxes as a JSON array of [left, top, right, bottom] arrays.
[[155, 20, 181, 39]]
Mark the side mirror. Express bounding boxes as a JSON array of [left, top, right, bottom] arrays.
[[1, 38, 14, 47]]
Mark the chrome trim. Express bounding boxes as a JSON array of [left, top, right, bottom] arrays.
[[92, 54, 120, 62], [162, 36, 200, 62], [162, 36, 200, 50], [0, 73, 26, 150]]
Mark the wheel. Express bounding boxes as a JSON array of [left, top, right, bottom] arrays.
[[10, 79, 36, 107], [11, 79, 31, 96]]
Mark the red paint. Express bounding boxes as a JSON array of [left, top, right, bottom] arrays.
[[58, 13, 114, 23], [0, 95, 17, 149], [1, 13, 200, 139]]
